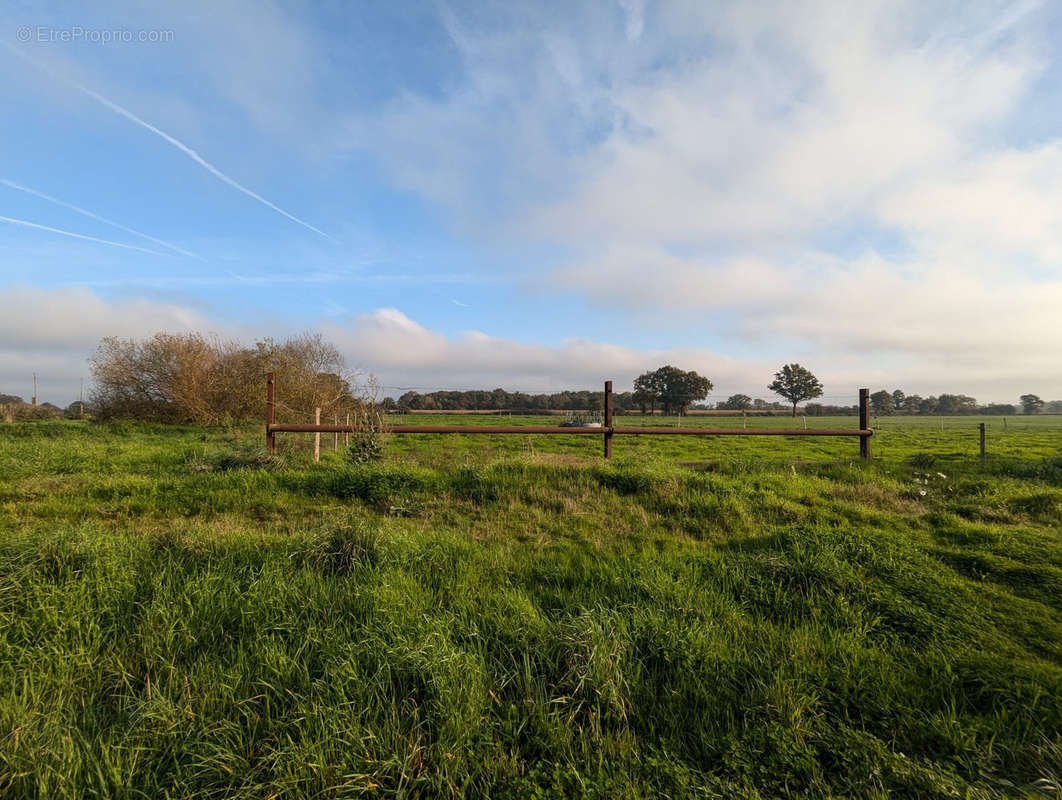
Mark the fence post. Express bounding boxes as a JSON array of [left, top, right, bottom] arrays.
[[604, 380, 613, 460], [979, 422, 986, 463], [859, 388, 871, 460], [314, 407, 321, 463], [266, 372, 276, 453]]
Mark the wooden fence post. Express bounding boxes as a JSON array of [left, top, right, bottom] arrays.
[[266, 372, 276, 453], [979, 422, 986, 463], [859, 388, 871, 460], [604, 380, 613, 460], [314, 407, 321, 462]]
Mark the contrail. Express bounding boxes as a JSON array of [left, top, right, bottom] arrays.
[[2, 42, 333, 241], [0, 178, 200, 258], [0, 214, 165, 255]]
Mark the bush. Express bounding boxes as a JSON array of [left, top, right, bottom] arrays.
[[345, 432, 384, 465], [344, 406, 389, 466]]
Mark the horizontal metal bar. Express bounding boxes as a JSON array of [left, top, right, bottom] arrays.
[[606, 427, 871, 437], [270, 424, 606, 434], [268, 424, 873, 437]]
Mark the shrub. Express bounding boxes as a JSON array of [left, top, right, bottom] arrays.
[[345, 432, 384, 465], [344, 405, 389, 465]]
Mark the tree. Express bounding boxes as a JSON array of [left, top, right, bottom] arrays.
[[891, 389, 905, 412], [870, 390, 894, 415], [91, 332, 368, 423], [903, 394, 923, 415], [768, 364, 823, 417], [1020, 394, 1044, 414], [984, 403, 1016, 415], [632, 373, 657, 415], [633, 366, 712, 415], [652, 365, 713, 415], [936, 393, 977, 415], [718, 393, 752, 411]]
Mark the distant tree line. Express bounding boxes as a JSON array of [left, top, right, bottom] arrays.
[[5, 338, 1061, 423], [391, 365, 714, 416], [862, 390, 1062, 416], [391, 388, 631, 413]]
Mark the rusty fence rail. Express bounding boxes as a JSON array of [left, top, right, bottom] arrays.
[[266, 374, 874, 460]]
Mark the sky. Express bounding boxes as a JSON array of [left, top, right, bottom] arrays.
[[1, 0, 1061, 406]]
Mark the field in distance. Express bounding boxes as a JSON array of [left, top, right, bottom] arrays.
[[1, 418, 1060, 797], [377, 412, 1062, 467]]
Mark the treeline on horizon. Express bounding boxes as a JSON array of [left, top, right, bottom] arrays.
[[1, 331, 1059, 422], [383, 389, 1062, 416]]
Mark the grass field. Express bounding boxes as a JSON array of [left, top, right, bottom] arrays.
[[1, 417, 1061, 797]]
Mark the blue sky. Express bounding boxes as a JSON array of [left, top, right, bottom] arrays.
[[2, 0, 1061, 404]]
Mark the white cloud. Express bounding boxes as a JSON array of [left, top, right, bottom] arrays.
[[879, 143, 1062, 267], [758, 253, 1062, 365], [551, 245, 797, 310], [0, 286, 212, 350], [324, 307, 764, 393], [2, 288, 1056, 406], [4, 2, 1061, 404], [333, 0, 1061, 399], [0, 286, 218, 404], [0, 290, 767, 402], [526, 1, 1040, 245]]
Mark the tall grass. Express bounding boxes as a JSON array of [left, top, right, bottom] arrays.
[[0, 421, 1060, 797]]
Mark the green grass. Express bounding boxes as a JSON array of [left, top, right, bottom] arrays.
[[1, 419, 1061, 797]]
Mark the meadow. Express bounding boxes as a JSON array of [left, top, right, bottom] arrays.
[[1, 416, 1060, 798]]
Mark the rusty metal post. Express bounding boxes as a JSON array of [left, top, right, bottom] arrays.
[[603, 380, 613, 460], [859, 388, 871, 460], [266, 372, 276, 453], [979, 422, 986, 462]]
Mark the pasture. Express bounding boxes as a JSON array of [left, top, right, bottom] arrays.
[[1, 417, 1060, 797]]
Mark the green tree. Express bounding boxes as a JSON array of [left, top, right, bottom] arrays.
[[870, 390, 894, 415], [632, 373, 657, 415], [937, 394, 977, 415], [768, 364, 823, 417], [718, 393, 752, 411], [891, 389, 905, 412], [635, 366, 712, 415], [1020, 394, 1044, 414]]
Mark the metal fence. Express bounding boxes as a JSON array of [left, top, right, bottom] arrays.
[[265, 374, 874, 460]]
